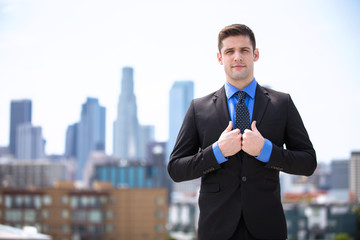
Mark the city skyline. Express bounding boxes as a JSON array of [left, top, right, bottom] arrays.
[[0, 0, 360, 163]]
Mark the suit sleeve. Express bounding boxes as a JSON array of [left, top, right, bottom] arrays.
[[265, 95, 317, 176], [167, 100, 221, 182]]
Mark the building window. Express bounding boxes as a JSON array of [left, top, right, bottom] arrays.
[[106, 224, 114, 233], [43, 224, 50, 233], [155, 210, 163, 219], [80, 196, 88, 207], [5, 209, 22, 221], [15, 195, 22, 207], [155, 197, 164, 206], [155, 224, 163, 232], [72, 210, 87, 221], [43, 195, 52, 205], [106, 210, 114, 219], [5, 196, 11, 208], [61, 196, 68, 205], [108, 196, 115, 204], [100, 196, 107, 205], [24, 209, 37, 222], [34, 196, 41, 208], [42, 209, 49, 219], [61, 224, 69, 233], [89, 210, 103, 223], [62, 210, 69, 219], [71, 196, 78, 208]]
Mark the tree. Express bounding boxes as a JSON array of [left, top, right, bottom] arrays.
[[333, 233, 354, 240], [356, 204, 360, 240]]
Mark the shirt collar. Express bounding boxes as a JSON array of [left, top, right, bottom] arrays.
[[225, 78, 257, 100]]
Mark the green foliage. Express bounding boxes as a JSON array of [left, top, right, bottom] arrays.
[[333, 233, 354, 240], [356, 204, 360, 240], [167, 236, 177, 240]]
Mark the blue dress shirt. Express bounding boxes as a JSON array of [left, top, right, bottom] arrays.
[[212, 79, 272, 164]]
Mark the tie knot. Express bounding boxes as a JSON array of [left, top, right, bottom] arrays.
[[237, 91, 247, 102]]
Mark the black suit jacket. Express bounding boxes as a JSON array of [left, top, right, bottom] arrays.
[[168, 84, 317, 240]]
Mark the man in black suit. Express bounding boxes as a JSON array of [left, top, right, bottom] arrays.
[[168, 24, 317, 240]]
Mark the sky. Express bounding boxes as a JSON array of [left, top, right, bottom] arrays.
[[0, 0, 359, 163]]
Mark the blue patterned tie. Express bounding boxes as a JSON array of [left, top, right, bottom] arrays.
[[235, 91, 250, 134]]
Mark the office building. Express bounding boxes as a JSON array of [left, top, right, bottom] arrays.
[[327, 160, 349, 202], [9, 99, 32, 157], [0, 160, 67, 188], [167, 81, 200, 195], [0, 182, 168, 240], [76, 97, 106, 180], [113, 67, 141, 160], [140, 125, 155, 160], [89, 143, 169, 190], [16, 123, 44, 160], [167, 81, 194, 161], [350, 151, 360, 201], [64, 123, 77, 159]]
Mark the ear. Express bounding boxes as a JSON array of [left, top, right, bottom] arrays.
[[217, 52, 223, 65], [254, 48, 259, 62]]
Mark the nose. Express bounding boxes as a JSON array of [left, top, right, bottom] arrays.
[[234, 51, 243, 62]]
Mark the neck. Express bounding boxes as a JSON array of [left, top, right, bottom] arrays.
[[227, 77, 253, 90]]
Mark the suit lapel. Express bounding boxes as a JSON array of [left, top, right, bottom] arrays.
[[252, 84, 270, 126], [213, 86, 231, 127]]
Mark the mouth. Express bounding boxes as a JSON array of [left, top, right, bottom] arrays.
[[231, 64, 245, 69]]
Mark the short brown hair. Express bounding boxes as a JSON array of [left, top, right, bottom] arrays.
[[218, 24, 256, 53]]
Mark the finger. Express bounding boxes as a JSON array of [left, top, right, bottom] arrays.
[[225, 121, 233, 132], [243, 129, 251, 135], [251, 121, 258, 132]]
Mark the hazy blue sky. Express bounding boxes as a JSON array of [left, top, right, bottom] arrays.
[[0, 0, 359, 163]]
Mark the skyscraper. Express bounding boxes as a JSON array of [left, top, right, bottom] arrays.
[[167, 81, 194, 161], [350, 151, 360, 201], [9, 99, 32, 156], [113, 67, 141, 160], [167, 81, 199, 195], [16, 122, 44, 160], [76, 97, 106, 180], [65, 123, 78, 158]]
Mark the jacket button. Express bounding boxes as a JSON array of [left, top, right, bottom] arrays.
[[242, 176, 247, 182]]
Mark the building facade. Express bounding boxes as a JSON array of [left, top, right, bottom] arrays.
[[9, 99, 32, 157], [76, 98, 106, 180], [113, 67, 141, 161], [0, 182, 168, 240], [329, 160, 350, 202], [167, 81, 200, 196], [350, 151, 360, 202], [16, 123, 45, 160], [64, 123, 78, 159], [0, 160, 67, 188]]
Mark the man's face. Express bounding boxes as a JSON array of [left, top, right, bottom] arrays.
[[217, 35, 259, 86]]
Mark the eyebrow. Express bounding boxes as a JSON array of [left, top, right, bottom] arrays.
[[223, 46, 252, 52]]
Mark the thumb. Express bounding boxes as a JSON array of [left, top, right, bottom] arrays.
[[224, 121, 233, 132], [251, 121, 258, 132]]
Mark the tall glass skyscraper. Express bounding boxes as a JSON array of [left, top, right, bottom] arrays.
[[16, 122, 44, 160], [9, 99, 32, 156], [113, 67, 141, 160], [65, 123, 78, 158], [167, 81, 194, 161], [76, 97, 106, 180], [167, 81, 200, 195]]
